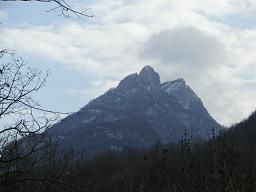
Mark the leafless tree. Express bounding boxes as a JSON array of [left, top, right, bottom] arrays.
[[0, 1, 91, 190], [0, 0, 93, 18], [0, 50, 70, 190]]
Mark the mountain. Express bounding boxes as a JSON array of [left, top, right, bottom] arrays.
[[49, 66, 222, 155], [226, 111, 256, 148]]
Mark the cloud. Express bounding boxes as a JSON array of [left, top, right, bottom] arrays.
[[0, 23, 147, 79], [141, 26, 226, 70], [1, 0, 256, 126]]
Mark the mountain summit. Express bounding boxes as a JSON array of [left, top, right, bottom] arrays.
[[49, 66, 222, 155], [117, 65, 160, 92], [139, 65, 160, 86]]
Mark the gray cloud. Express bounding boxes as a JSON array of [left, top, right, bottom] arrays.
[[2, 1, 256, 126], [141, 26, 225, 70]]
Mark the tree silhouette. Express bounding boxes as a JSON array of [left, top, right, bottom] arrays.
[[0, 1, 90, 190], [0, 0, 93, 18], [0, 50, 69, 188]]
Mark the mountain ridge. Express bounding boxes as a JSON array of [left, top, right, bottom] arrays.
[[49, 65, 222, 155]]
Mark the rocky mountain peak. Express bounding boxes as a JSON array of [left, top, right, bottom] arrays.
[[117, 66, 160, 91], [161, 78, 186, 92], [49, 65, 222, 156], [117, 73, 139, 89], [139, 65, 160, 87], [161, 78, 202, 109], [139, 65, 155, 74], [173, 78, 186, 85]]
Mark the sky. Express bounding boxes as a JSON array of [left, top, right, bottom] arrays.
[[0, 0, 256, 126]]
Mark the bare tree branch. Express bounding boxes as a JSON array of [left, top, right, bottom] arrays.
[[0, 1, 89, 190], [0, 0, 93, 18], [0, 51, 70, 189]]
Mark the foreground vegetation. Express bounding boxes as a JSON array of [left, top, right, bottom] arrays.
[[1, 120, 256, 192], [3, 2, 255, 191], [0, 51, 255, 192]]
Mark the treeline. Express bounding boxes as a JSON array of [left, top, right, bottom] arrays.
[[2, 127, 256, 192]]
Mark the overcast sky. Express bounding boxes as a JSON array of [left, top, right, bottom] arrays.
[[1, 0, 256, 126]]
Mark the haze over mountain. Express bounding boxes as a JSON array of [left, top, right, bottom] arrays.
[[49, 66, 222, 155]]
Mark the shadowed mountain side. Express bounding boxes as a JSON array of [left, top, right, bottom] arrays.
[[49, 66, 222, 155]]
